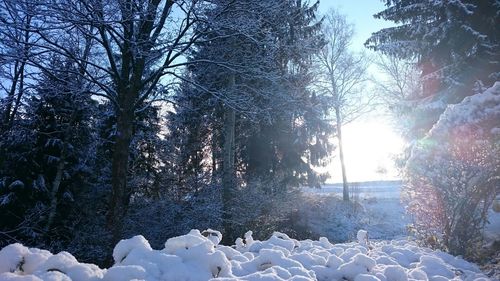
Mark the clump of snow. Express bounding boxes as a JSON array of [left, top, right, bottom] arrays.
[[0, 229, 491, 280], [112, 235, 152, 264]]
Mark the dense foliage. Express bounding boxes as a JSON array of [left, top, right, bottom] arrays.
[[166, 0, 333, 243], [0, 57, 96, 250]]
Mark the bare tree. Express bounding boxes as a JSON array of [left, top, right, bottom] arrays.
[[374, 54, 421, 117], [315, 9, 371, 201], [0, 0, 36, 130], [29, 0, 210, 244]]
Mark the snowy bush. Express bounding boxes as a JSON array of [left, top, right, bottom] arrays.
[[403, 82, 500, 257], [66, 184, 222, 265], [224, 181, 306, 241], [68, 181, 307, 265], [0, 229, 490, 280]]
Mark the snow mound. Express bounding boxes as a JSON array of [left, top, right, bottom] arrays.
[[0, 229, 490, 280]]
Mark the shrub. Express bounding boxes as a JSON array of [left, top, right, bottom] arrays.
[[403, 83, 500, 257]]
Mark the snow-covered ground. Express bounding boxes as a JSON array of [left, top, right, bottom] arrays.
[[1, 182, 497, 280], [304, 182, 500, 245], [301, 181, 410, 242], [0, 229, 491, 281], [307, 181, 402, 199]]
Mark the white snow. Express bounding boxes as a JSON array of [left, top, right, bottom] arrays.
[[0, 229, 491, 281], [303, 181, 411, 242]]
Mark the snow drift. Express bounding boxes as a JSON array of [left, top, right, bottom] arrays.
[[0, 229, 490, 281]]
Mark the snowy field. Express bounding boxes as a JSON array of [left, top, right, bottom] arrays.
[[0, 229, 491, 281], [304, 182, 500, 244], [307, 181, 403, 199], [301, 181, 410, 242]]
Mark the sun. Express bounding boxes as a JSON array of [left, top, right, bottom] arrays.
[[326, 116, 405, 183]]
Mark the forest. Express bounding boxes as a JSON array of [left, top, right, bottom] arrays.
[[0, 0, 498, 280]]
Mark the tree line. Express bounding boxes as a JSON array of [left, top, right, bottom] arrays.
[[0, 0, 366, 264]]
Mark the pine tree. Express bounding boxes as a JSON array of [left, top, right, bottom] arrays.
[[167, 0, 333, 241], [165, 79, 219, 199], [366, 0, 499, 138], [0, 56, 96, 249], [241, 0, 332, 190]]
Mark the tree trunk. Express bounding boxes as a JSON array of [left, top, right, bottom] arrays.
[[211, 126, 219, 185], [222, 106, 236, 243], [9, 61, 26, 128], [2, 60, 26, 130], [45, 143, 67, 232], [107, 95, 135, 245], [222, 73, 236, 243], [2, 61, 18, 126], [336, 107, 349, 201], [4, 16, 31, 130]]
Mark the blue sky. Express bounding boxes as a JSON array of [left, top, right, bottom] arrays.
[[319, 0, 393, 51]]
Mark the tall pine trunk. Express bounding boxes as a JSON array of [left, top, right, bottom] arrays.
[[335, 107, 349, 201], [222, 106, 235, 243], [222, 75, 236, 243], [211, 126, 219, 185]]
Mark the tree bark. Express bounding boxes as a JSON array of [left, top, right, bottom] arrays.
[[4, 15, 31, 130], [222, 76, 236, 243], [45, 143, 67, 232], [222, 106, 236, 242], [336, 107, 349, 201], [2, 60, 27, 130], [9, 61, 26, 128], [107, 88, 135, 245], [211, 126, 219, 185], [2, 61, 20, 128]]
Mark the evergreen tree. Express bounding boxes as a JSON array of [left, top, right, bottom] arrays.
[[241, 0, 332, 191], [129, 104, 168, 199], [68, 99, 169, 265], [167, 0, 333, 241], [165, 78, 220, 200], [366, 0, 499, 138], [0, 56, 96, 249], [92, 99, 169, 205]]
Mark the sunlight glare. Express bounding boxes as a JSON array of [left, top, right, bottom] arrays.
[[327, 117, 405, 183]]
